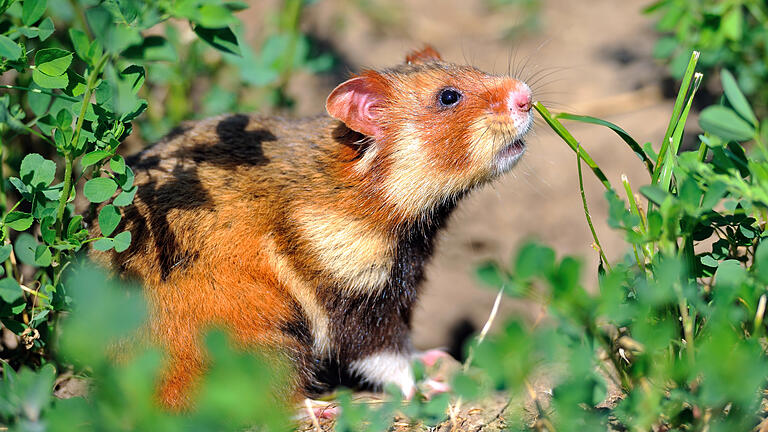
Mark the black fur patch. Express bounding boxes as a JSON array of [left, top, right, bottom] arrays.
[[316, 197, 461, 389]]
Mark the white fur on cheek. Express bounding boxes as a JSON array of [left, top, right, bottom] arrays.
[[349, 351, 416, 398]]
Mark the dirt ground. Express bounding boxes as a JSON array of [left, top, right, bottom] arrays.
[[260, 0, 675, 352]]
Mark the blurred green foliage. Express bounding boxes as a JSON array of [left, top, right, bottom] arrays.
[[646, 0, 768, 115], [485, 0, 541, 39], [0, 262, 291, 431]]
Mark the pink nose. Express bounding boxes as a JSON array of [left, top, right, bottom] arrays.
[[510, 88, 532, 113]]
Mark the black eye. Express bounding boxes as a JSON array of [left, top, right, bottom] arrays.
[[439, 88, 462, 107]]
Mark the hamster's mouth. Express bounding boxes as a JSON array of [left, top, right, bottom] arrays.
[[499, 139, 526, 158], [492, 138, 526, 174]]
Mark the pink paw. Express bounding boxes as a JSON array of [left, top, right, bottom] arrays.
[[417, 349, 453, 368], [413, 349, 457, 399], [299, 398, 341, 421]]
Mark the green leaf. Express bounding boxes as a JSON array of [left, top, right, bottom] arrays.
[[0, 35, 22, 60], [109, 155, 125, 174], [9, 177, 30, 201], [714, 259, 747, 288], [556, 113, 654, 174], [652, 36, 677, 59], [196, 4, 236, 28], [20, 153, 56, 188], [113, 230, 131, 252], [116, 166, 134, 189], [701, 181, 728, 210], [14, 365, 56, 420], [0, 245, 11, 263], [720, 69, 757, 127], [17, 26, 40, 38], [112, 186, 136, 206], [721, 6, 742, 41], [34, 244, 51, 267], [755, 241, 768, 284], [37, 16, 53, 40], [83, 177, 117, 203], [515, 242, 555, 280], [86, 6, 141, 53], [193, 25, 240, 56], [64, 69, 86, 97], [699, 106, 755, 142], [67, 214, 83, 239], [122, 35, 177, 62], [475, 261, 505, 287], [639, 184, 670, 206], [40, 216, 55, 245], [4, 211, 33, 231], [121, 64, 145, 94], [68, 28, 91, 63], [700, 254, 719, 268], [92, 238, 113, 251], [32, 68, 68, 89], [34, 48, 73, 76], [98, 205, 121, 237], [14, 233, 38, 267], [647, 210, 662, 238], [81, 150, 111, 167], [0, 278, 21, 303], [21, 0, 46, 25], [0, 0, 16, 15], [27, 85, 51, 117], [120, 98, 147, 121]]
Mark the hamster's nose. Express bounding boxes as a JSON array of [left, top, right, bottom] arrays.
[[510, 87, 532, 113]]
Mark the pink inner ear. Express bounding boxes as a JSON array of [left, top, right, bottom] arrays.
[[326, 77, 383, 138]]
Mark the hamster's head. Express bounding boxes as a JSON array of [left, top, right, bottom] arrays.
[[326, 46, 533, 218]]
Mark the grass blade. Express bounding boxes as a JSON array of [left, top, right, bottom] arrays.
[[652, 51, 700, 184], [577, 143, 611, 271], [534, 102, 612, 191], [556, 113, 655, 176], [659, 73, 703, 191]]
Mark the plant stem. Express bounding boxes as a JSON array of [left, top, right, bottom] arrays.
[[577, 144, 611, 271], [0, 135, 5, 216], [54, 155, 73, 240], [622, 175, 649, 271], [55, 53, 109, 242], [71, 54, 109, 154], [68, 0, 94, 40], [0, 85, 80, 103]]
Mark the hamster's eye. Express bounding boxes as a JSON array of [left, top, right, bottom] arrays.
[[438, 88, 462, 107]]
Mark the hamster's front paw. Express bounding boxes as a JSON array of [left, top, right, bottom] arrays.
[[413, 349, 459, 399]]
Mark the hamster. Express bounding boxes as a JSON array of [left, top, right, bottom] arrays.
[[96, 46, 533, 409]]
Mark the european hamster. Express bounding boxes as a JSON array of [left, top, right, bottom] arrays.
[[96, 46, 533, 409]]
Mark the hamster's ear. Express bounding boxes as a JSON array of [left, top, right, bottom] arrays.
[[326, 75, 384, 138], [406, 45, 442, 64]]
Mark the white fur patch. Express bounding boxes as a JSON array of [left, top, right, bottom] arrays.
[[295, 207, 393, 295], [349, 351, 416, 398]]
